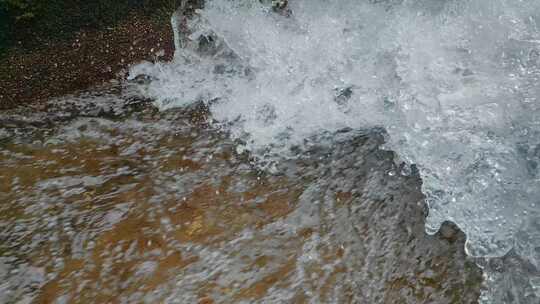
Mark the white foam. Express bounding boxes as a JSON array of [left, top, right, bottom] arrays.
[[130, 0, 540, 301]]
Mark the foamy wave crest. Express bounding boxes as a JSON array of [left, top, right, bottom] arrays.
[[129, 0, 540, 301]]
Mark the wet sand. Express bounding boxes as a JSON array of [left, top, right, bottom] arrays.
[[0, 13, 174, 110]]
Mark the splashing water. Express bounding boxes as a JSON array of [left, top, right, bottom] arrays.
[[0, 88, 483, 303], [129, 0, 540, 302]]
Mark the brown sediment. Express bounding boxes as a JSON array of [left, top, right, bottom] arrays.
[[0, 12, 174, 110], [8, 131, 302, 303], [0, 117, 485, 303], [335, 190, 353, 204], [234, 257, 297, 301]]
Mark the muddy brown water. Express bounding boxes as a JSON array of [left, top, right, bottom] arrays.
[[0, 84, 482, 303]]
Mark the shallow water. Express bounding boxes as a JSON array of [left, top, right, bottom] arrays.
[[2, 0, 540, 302], [0, 87, 483, 303], [129, 0, 540, 301]]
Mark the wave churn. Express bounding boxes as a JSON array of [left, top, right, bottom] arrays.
[[130, 0, 540, 302]]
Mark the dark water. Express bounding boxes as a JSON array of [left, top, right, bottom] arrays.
[[0, 85, 483, 303]]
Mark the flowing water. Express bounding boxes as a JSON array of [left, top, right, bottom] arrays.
[[129, 0, 540, 302], [1, 0, 540, 303], [1, 86, 481, 303]]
